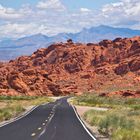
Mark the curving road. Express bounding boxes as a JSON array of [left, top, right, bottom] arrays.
[[0, 97, 96, 140]]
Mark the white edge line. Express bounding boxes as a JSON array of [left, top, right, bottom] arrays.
[[0, 105, 39, 128], [72, 106, 97, 140]]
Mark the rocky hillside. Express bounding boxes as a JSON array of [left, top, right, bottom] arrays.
[[1, 25, 140, 61], [0, 37, 140, 96]]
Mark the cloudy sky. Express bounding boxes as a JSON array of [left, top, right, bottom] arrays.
[[0, 0, 140, 39]]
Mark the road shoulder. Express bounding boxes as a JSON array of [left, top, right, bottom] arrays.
[[75, 105, 109, 140], [0, 105, 37, 128]]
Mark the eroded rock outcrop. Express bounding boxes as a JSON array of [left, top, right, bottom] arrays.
[[100, 90, 140, 98], [0, 37, 140, 96]]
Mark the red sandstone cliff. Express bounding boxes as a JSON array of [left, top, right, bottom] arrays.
[[0, 37, 140, 97]]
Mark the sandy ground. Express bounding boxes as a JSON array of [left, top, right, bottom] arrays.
[[76, 106, 108, 116], [49, 96, 64, 100], [0, 102, 7, 109], [75, 105, 109, 140]]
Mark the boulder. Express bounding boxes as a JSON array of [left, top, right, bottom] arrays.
[[115, 63, 129, 75]]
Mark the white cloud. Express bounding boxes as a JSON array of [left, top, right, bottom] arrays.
[[100, 0, 140, 28], [0, 4, 23, 19], [80, 8, 91, 12], [0, 23, 38, 38], [37, 0, 66, 11], [0, 0, 140, 39], [0, 21, 80, 38]]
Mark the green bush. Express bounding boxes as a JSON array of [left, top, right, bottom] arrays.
[[0, 96, 37, 101], [83, 109, 140, 140], [83, 110, 105, 126], [112, 129, 140, 140], [0, 109, 13, 121], [0, 104, 25, 121], [98, 114, 134, 136]]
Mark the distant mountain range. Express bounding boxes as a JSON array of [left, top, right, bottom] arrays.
[[1, 25, 140, 61]]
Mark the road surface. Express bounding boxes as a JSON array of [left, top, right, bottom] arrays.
[[0, 97, 96, 140]]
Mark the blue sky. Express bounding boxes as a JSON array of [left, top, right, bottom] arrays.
[[62, 0, 119, 10], [0, 0, 39, 8], [0, 0, 119, 9], [0, 0, 140, 39]]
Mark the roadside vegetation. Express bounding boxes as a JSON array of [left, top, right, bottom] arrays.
[[72, 94, 140, 140], [0, 96, 54, 122]]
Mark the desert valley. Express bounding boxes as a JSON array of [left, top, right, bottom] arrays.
[[0, 0, 140, 140]]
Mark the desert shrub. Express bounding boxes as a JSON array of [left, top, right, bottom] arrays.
[[98, 114, 134, 136], [14, 105, 25, 114], [0, 105, 25, 121], [74, 94, 140, 140], [0, 96, 37, 101], [128, 110, 140, 116], [0, 96, 53, 122], [73, 94, 140, 108], [112, 129, 140, 140], [83, 110, 105, 126], [0, 109, 13, 121]]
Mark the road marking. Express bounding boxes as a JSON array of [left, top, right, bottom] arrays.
[[38, 128, 46, 138], [38, 113, 55, 138], [38, 127, 42, 130], [31, 133, 36, 137], [42, 123, 45, 126], [72, 106, 97, 140]]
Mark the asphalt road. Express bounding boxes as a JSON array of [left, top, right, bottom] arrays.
[[0, 97, 96, 140]]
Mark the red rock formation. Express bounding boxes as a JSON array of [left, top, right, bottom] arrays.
[[100, 90, 140, 98], [0, 37, 140, 96]]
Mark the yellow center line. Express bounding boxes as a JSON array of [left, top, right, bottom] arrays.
[[38, 127, 42, 130], [42, 123, 45, 126], [31, 133, 36, 137]]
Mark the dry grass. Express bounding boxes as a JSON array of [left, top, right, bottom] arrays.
[[72, 94, 140, 140], [0, 96, 54, 122]]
